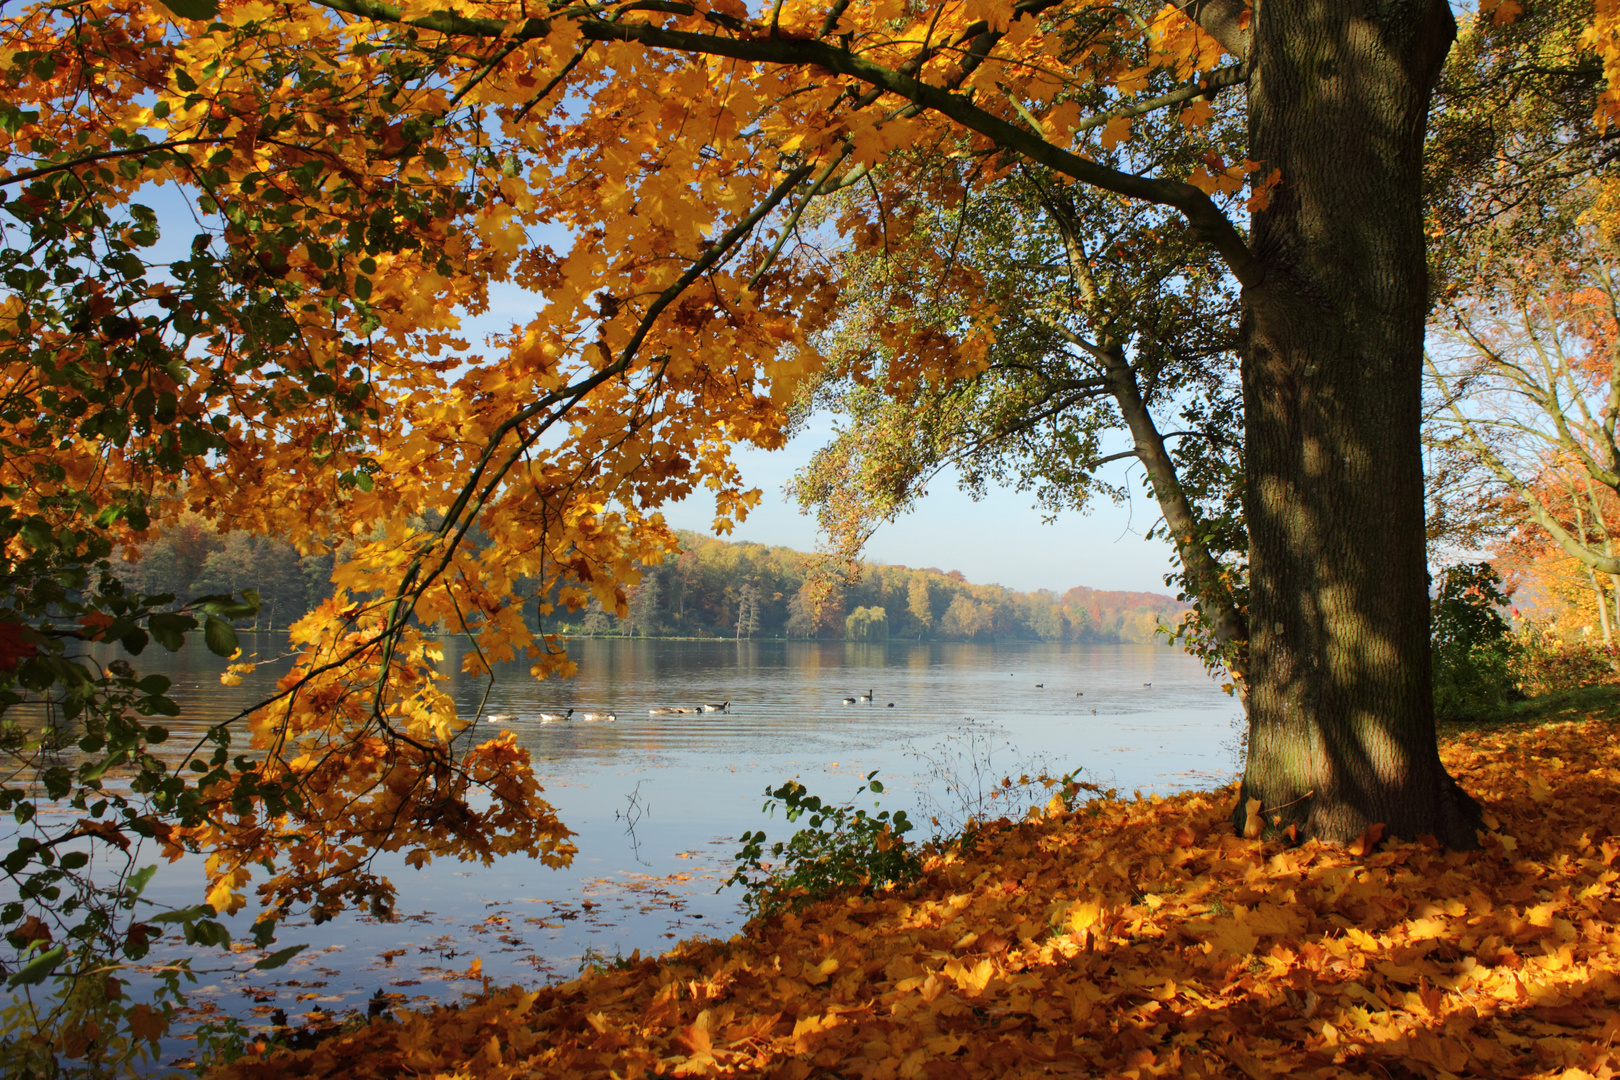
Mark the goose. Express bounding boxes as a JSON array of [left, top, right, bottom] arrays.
[[886, 702, 895, 708], [648, 707, 674, 716], [1074, 692, 1083, 697], [1142, 682, 1152, 688], [538, 708, 574, 723], [842, 696, 857, 705], [858, 689, 873, 702], [698, 700, 729, 713], [581, 711, 617, 723], [1035, 683, 1044, 688], [488, 713, 519, 724]]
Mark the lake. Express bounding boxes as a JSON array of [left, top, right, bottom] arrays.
[[14, 635, 1244, 1068]]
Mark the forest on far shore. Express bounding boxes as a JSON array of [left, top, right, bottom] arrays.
[[115, 517, 1187, 644]]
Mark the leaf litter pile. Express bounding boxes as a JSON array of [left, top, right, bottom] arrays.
[[212, 712, 1620, 1079]]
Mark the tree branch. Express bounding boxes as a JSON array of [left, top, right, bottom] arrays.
[[307, 0, 1264, 288]]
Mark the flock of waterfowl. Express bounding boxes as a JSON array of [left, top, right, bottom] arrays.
[[483, 677, 1151, 726], [486, 708, 620, 724], [648, 701, 730, 716], [484, 701, 728, 724], [836, 688, 896, 707]]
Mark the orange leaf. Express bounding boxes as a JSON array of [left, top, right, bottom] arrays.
[[1241, 797, 1263, 839], [1099, 116, 1131, 150], [127, 1004, 168, 1043], [1348, 821, 1385, 857]]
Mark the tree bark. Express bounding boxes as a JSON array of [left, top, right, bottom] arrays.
[[1237, 0, 1481, 846]]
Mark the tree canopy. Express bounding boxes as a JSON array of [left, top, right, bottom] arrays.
[[5, 0, 1620, 1070]]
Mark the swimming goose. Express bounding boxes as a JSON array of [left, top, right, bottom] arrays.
[[842, 696, 857, 705], [538, 708, 574, 723], [698, 701, 729, 713], [581, 712, 617, 723], [648, 707, 673, 716], [488, 713, 519, 724], [858, 689, 873, 702]]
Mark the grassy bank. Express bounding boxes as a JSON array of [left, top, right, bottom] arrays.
[[209, 700, 1620, 1079]]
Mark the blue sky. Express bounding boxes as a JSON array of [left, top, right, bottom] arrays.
[[657, 430, 1180, 595]]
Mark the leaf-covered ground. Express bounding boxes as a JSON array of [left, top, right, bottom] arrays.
[[212, 698, 1620, 1079]]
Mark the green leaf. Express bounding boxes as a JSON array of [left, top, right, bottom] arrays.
[[121, 627, 149, 655], [17, 518, 53, 551], [189, 918, 229, 948], [6, 943, 65, 989], [148, 612, 195, 651], [127, 864, 158, 898], [156, 0, 220, 21], [193, 592, 261, 619], [253, 944, 307, 970], [203, 614, 237, 658], [150, 904, 213, 925]]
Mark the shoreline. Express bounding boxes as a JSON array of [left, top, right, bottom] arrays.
[[203, 691, 1620, 1079]]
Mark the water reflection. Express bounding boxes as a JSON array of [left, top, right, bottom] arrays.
[[12, 636, 1242, 1069]]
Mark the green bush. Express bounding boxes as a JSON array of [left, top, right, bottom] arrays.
[[724, 771, 921, 916], [1431, 563, 1519, 720]]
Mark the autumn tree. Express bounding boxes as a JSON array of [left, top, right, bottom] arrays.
[[11, 1, 1614, 1057], [1428, 230, 1620, 634], [787, 118, 1248, 683], [906, 576, 934, 640], [844, 604, 888, 641]]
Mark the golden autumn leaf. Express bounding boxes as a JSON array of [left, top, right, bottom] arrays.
[[1099, 116, 1131, 150], [1241, 797, 1263, 839], [200, 709, 1620, 1080], [1347, 821, 1386, 857]]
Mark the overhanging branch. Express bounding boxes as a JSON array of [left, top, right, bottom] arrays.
[[307, 0, 1264, 288]]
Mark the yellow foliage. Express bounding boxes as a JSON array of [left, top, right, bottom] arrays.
[[204, 714, 1620, 1079]]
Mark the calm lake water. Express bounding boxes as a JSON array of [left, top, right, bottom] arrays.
[[15, 635, 1244, 1067]]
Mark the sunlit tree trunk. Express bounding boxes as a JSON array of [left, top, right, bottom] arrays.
[[1236, 0, 1481, 846]]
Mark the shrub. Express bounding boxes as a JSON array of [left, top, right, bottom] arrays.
[[1510, 623, 1620, 697], [1431, 563, 1519, 719], [724, 771, 921, 916]]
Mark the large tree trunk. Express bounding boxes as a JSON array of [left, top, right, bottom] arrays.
[[1237, 1, 1481, 846]]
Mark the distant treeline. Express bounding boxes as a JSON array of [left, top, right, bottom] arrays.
[[116, 513, 335, 630], [567, 531, 1187, 644], [116, 519, 1185, 644]]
